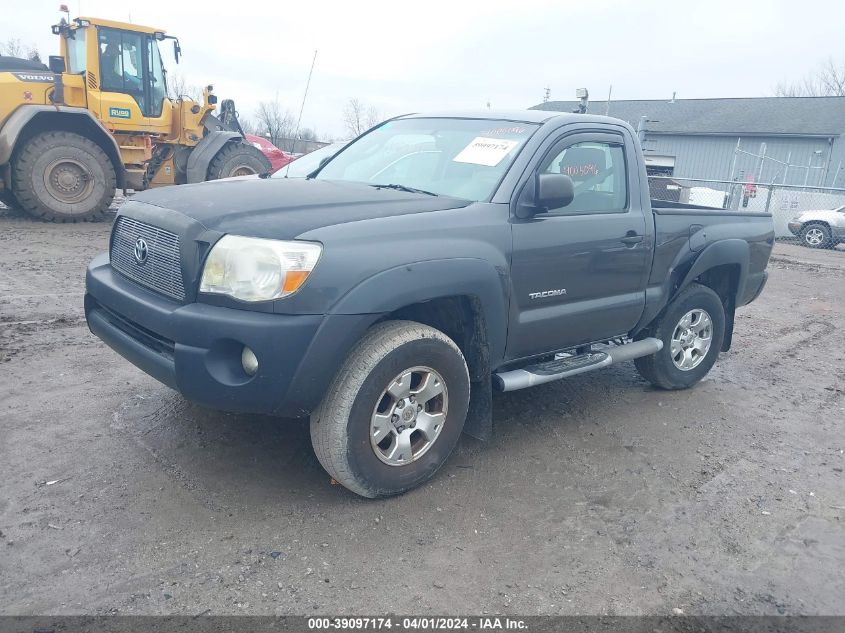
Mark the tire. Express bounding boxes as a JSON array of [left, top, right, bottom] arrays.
[[11, 131, 116, 222], [634, 282, 726, 390], [310, 320, 470, 498], [800, 223, 832, 249], [206, 141, 271, 180]]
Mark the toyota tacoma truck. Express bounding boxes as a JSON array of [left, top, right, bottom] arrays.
[[85, 110, 774, 497]]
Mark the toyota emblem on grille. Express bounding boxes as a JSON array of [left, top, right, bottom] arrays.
[[134, 238, 149, 265]]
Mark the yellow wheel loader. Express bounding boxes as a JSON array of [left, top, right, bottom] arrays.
[[0, 15, 270, 222]]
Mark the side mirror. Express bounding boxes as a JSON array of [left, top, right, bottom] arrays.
[[173, 40, 181, 63], [536, 173, 574, 210], [48, 55, 66, 74]]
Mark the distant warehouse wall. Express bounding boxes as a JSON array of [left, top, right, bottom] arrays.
[[530, 96, 845, 188], [646, 134, 835, 186]]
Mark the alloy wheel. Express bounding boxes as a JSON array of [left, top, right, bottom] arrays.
[[370, 366, 448, 466]]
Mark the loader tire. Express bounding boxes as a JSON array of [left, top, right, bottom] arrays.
[[12, 131, 116, 222], [206, 141, 271, 180]]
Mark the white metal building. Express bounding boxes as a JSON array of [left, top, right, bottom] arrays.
[[531, 96, 845, 188]]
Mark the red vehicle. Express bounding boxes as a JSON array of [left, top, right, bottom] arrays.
[[245, 134, 294, 174]]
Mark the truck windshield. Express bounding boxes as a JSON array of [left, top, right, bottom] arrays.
[[315, 118, 538, 201]]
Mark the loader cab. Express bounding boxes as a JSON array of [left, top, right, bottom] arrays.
[[58, 17, 173, 133], [97, 28, 167, 118]]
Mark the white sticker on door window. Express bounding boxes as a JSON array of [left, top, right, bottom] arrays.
[[452, 137, 520, 167]]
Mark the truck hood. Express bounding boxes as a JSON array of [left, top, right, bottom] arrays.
[[128, 177, 471, 239]]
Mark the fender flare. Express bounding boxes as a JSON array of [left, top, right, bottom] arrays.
[[0, 106, 126, 186], [329, 258, 509, 364], [633, 238, 750, 339], [186, 131, 241, 183], [304, 258, 508, 440], [678, 238, 750, 302]]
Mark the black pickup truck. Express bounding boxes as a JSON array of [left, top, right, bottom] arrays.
[[85, 110, 774, 497]]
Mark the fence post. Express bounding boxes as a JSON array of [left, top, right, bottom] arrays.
[[728, 181, 741, 210], [764, 184, 775, 214]]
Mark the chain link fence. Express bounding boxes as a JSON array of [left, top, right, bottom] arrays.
[[649, 176, 845, 250]]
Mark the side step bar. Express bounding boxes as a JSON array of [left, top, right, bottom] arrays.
[[493, 337, 663, 392]]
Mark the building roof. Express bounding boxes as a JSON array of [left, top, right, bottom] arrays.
[[530, 96, 845, 137]]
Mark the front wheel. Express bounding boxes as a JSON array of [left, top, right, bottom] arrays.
[[635, 283, 726, 390], [206, 141, 271, 179], [310, 320, 470, 498], [11, 130, 116, 222]]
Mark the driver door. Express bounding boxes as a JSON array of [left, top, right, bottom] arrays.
[[507, 131, 648, 360]]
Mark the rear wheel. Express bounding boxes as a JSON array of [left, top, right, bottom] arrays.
[[800, 223, 832, 249], [310, 320, 470, 498], [635, 283, 726, 390], [11, 131, 116, 222], [206, 141, 271, 179]]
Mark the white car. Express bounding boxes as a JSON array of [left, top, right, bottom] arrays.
[[788, 206, 845, 248]]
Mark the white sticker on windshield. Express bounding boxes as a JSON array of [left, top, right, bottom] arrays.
[[452, 137, 520, 167]]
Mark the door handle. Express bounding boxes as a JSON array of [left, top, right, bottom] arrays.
[[620, 233, 644, 246]]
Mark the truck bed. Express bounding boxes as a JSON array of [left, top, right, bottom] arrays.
[[647, 201, 774, 320], [651, 199, 772, 216]]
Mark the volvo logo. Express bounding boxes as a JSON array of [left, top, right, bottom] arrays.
[[134, 238, 149, 265]]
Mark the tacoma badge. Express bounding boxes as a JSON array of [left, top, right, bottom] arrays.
[[529, 289, 567, 299]]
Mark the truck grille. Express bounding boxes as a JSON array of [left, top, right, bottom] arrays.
[[110, 216, 186, 301]]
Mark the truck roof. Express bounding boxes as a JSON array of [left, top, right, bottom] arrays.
[[397, 109, 630, 127]]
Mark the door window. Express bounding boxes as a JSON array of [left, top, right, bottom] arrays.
[[541, 141, 628, 213], [146, 37, 166, 116], [99, 29, 143, 93], [98, 27, 157, 116]]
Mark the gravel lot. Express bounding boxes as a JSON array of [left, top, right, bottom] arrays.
[[1, 208, 843, 616]]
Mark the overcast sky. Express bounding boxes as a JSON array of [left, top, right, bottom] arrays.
[[5, 0, 845, 139]]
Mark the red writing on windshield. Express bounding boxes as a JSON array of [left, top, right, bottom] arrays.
[[562, 163, 600, 177]]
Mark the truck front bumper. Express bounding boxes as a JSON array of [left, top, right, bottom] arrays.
[[85, 253, 377, 417]]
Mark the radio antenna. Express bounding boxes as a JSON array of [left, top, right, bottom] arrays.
[[283, 50, 318, 176]]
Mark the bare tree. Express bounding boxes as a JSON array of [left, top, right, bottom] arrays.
[[167, 72, 202, 102], [254, 98, 296, 149], [298, 127, 318, 142], [238, 116, 259, 136], [817, 58, 845, 96], [1, 37, 41, 61], [343, 98, 380, 138], [775, 57, 845, 97]]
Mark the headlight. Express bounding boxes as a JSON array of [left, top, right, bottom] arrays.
[[199, 235, 322, 302]]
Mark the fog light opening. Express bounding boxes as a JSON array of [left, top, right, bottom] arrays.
[[241, 346, 259, 376]]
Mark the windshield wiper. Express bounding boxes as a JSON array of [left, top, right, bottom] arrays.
[[371, 183, 439, 197]]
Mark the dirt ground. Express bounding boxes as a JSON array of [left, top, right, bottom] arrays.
[[1, 208, 843, 616]]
